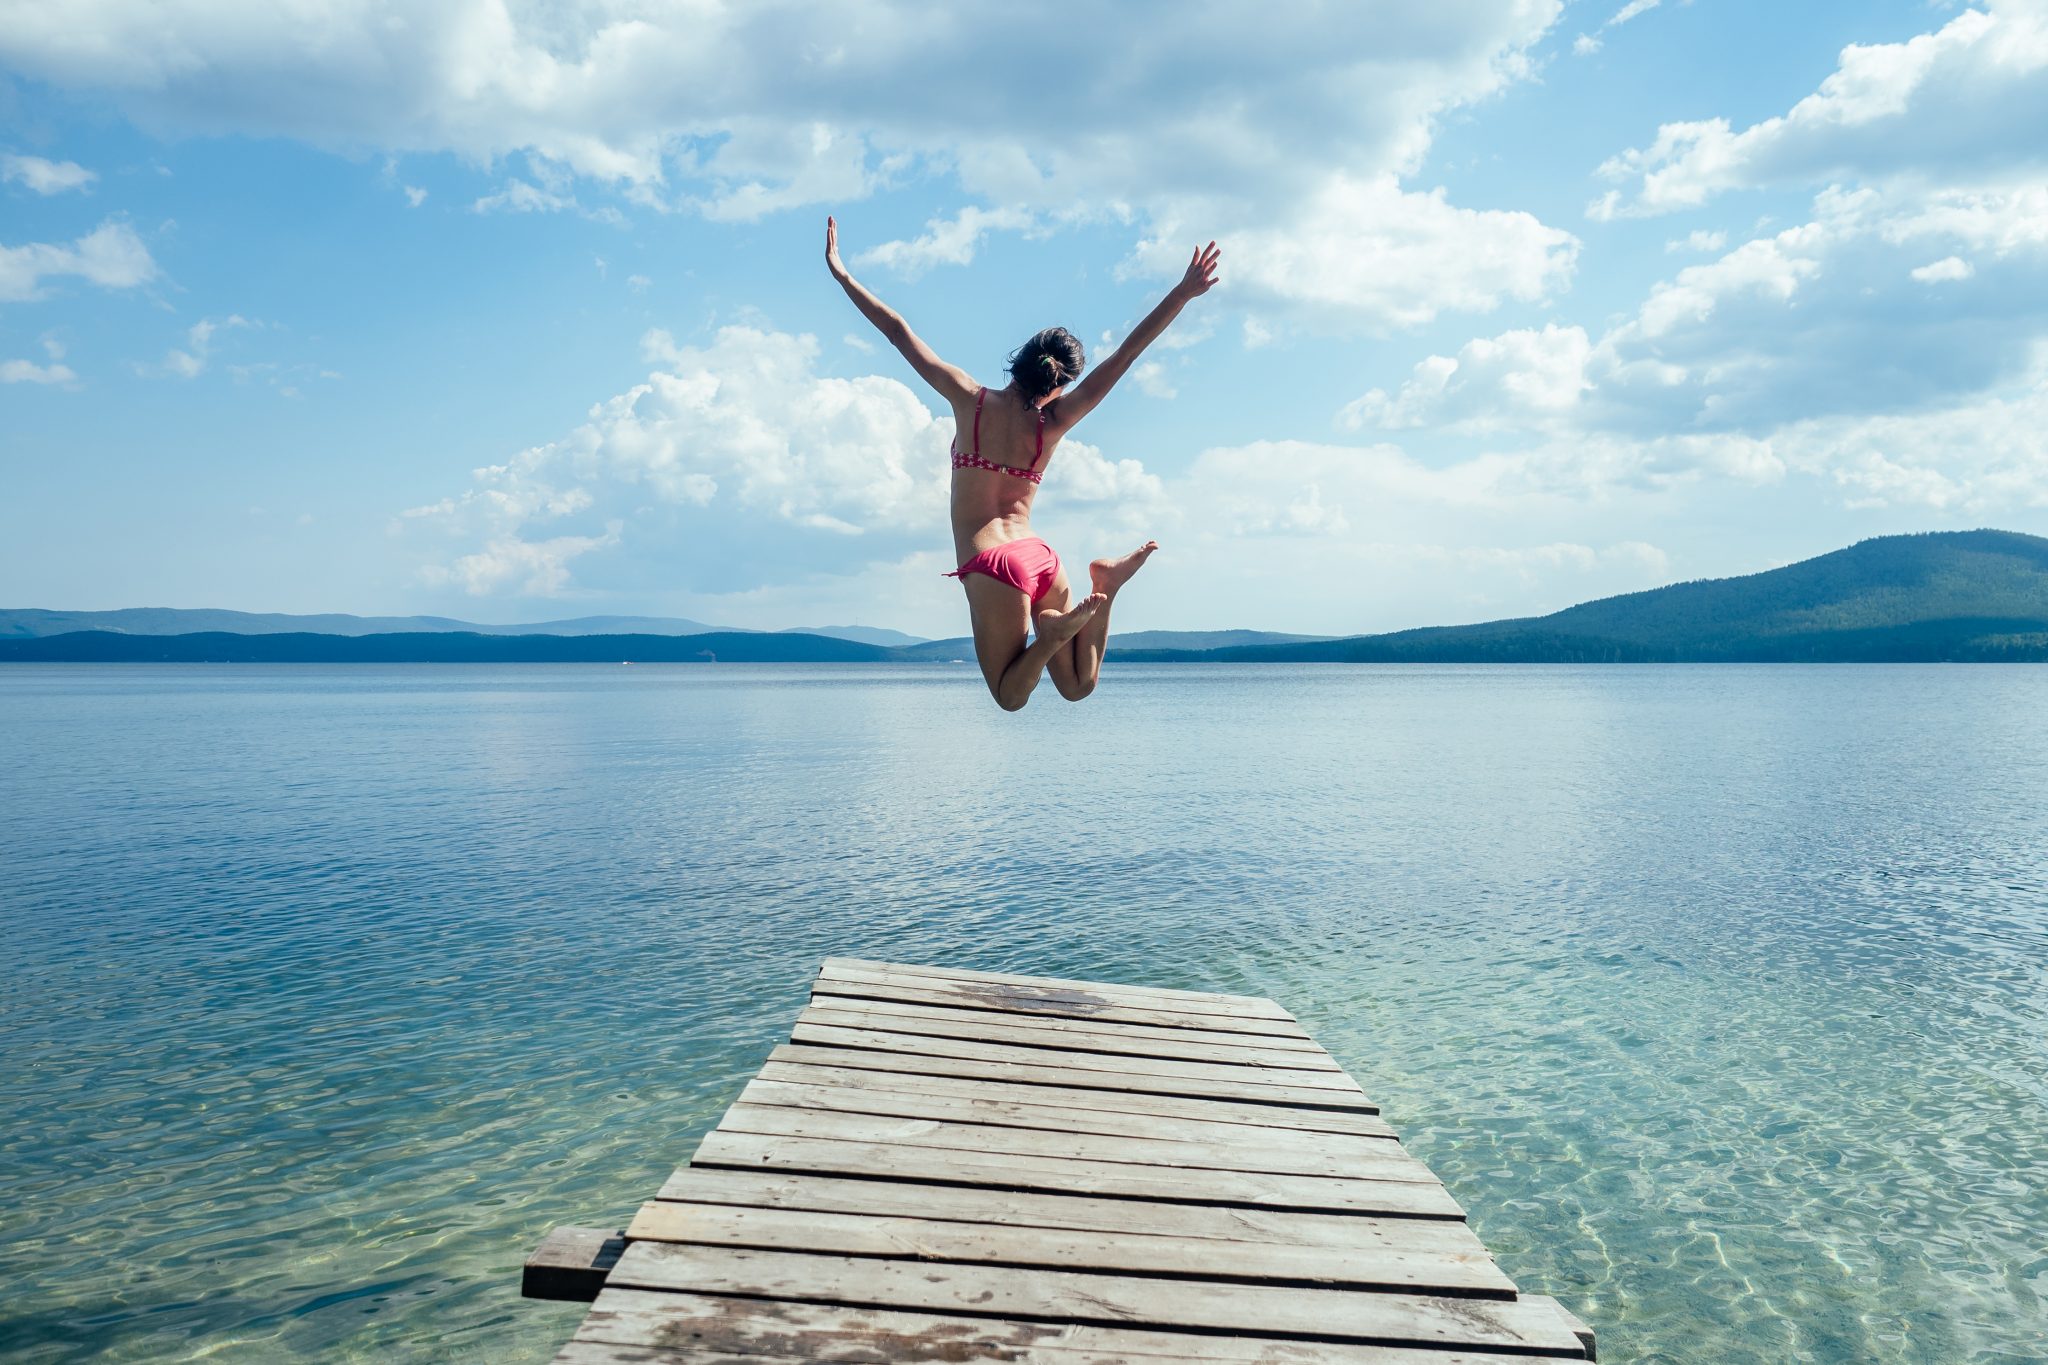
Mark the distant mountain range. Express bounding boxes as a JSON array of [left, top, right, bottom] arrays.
[[1, 607, 745, 639], [781, 624, 927, 648], [1117, 529, 2048, 663], [0, 630, 895, 664], [4, 531, 2044, 664], [0, 607, 1303, 656]]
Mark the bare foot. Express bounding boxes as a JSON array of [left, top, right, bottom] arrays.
[[1034, 592, 1107, 647], [1090, 541, 1159, 598]]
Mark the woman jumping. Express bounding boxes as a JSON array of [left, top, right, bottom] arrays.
[[826, 216, 1220, 710]]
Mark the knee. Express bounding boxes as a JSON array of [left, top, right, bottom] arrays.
[[994, 687, 1029, 713], [1061, 677, 1096, 702]]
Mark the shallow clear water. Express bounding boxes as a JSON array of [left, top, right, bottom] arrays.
[[2, 663, 2045, 1364]]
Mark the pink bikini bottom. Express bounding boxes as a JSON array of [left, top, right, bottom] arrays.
[[946, 537, 1062, 604]]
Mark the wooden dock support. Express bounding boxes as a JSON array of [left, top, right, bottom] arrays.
[[526, 957, 1596, 1360], [523, 1226, 626, 1302]]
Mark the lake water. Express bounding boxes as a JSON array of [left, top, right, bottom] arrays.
[[2, 663, 2045, 1363]]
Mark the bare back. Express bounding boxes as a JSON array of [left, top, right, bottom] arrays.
[[947, 387, 1066, 562]]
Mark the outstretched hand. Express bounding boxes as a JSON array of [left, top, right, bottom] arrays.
[[1174, 241, 1221, 300], [825, 215, 850, 281]]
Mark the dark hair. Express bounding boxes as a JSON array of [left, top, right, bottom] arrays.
[[1008, 327, 1085, 404]]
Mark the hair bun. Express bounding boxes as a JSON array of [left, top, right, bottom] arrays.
[[1008, 326, 1085, 400]]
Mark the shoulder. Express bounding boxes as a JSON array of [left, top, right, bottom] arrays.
[[946, 383, 984, 420]]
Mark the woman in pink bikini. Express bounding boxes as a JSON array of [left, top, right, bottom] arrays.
[[826, 216, 1220, 710]]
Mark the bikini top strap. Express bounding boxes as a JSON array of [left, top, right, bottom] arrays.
[[972, 387, 985, 458], [1030, 404, 1046, 470]]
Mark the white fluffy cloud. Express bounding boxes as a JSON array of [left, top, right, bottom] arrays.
[[2, 152, 96, 194], [0, 219, 156, 302], [0, 0, 1576, 329], [1772, 356, 2048, 512], [154, 314, 251, 379], [1341, 323, 1593, 431], [1131, 361, 1177, 400], [402, 322, 1165, 596], [1178, 440, 1523, 531], [1, 357, 77, 383], [1911, 255, 1974, 284], [1666, 229, 1726, 253], [1571, 0, 1671, 58], [1351, 178, 2048, 451], [1129, 438, 1692, 631], [1129, 175, 1577, 329], [472, 179, 572, 215], [423, 525, 623, 596], [1594, 1, 2048, 217], [858, 206, 1032, 279]]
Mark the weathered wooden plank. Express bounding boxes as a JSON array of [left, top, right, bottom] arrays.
[[625, 1202, 1515, 1298], [568, 1288, 1584, 1363], [688, 1130, 1465, 1218], [651, 1169, 1486, 1254], [558, 1337, 1577, 1365], [558, 1336, 1575, 1365], [737, 1078, 1400, 1156], [791, 1025, 1368, 1096], [814, 995, 1332, 1055], [712, 1103, 1437, 1185], [812, 977, 1305, 1035], [770, 1044, 1380, 1114], [811, 978, 1314, 1040], [604, 1245, 1587, 1356], [799, 1004, 1345, 1072], [524, 1225, 627, 1302], [823, 957, 1293, 1015], [756, 1061, 1396, 1138], [1520, 1298, 1598, 1361]]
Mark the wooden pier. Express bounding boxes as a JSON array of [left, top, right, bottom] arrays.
[[527, 957, 1596, 1362]]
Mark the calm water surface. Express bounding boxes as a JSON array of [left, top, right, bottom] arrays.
[[2, 664, 2045, 1364]]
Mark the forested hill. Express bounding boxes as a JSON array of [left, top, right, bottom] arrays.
[[0, 607, 741, 638], [1118, 530, 2048, 663], [0, 631, 895, 664]]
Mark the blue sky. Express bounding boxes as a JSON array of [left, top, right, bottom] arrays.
[[4, 0, 2046, 636]]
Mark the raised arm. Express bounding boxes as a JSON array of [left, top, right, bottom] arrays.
[[1054, 241, 1220, 430], [825, 216, 976, 406]]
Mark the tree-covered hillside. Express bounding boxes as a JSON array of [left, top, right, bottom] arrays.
[[0, 631, 894, 664], [1119, 531, 2048, 663]]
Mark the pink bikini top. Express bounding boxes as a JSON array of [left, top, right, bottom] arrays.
[[950, 387, 1045, 485]]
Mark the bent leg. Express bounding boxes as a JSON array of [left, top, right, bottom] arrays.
[[1034, 571, 1093, 703], [962, 574, 1032, 705], [1069, 541, 1159, 695], [962, 574, 1106, 711], [1001, 594, 1106, 710]]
